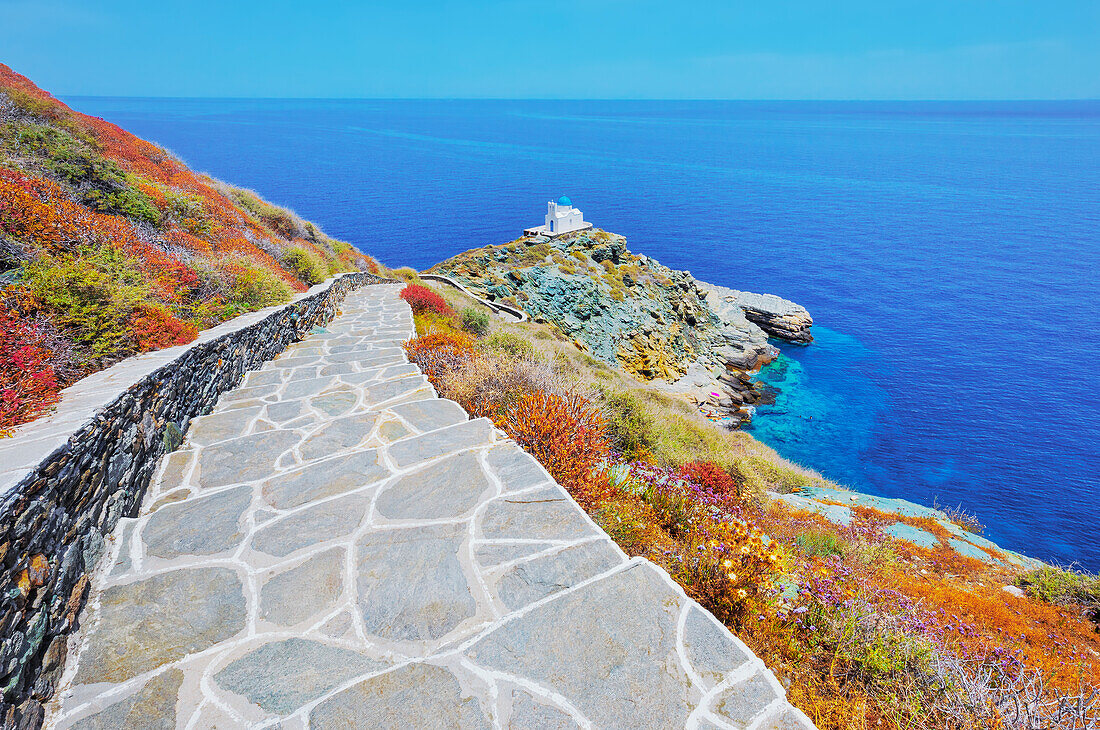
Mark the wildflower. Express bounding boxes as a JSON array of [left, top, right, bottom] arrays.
[[727, 572, 738, 582], [722, 560, 732, 568], [740, 545, 751, 555], [737, 589, 748, 599]]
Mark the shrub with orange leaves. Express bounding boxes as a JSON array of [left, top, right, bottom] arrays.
[[677, 460, 741, 502], [402, 331, 476, 382], [501, 390, 611, 501], [0, 311, 59, 433], [400, 284, 453, 316], [129, 305, 198, 352]]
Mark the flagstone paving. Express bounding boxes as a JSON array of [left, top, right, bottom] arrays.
[[46, 285, 815, 729]]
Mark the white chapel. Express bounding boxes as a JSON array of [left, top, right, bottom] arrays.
[[524, 196, 593, 237]]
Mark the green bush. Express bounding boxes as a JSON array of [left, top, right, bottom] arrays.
[[1016, 566, 1100, 614], [460, 307, 490, 336], [796, 528, 847, 557], [601, 389, 658, 460], [164, 191, 212, 234], [22, 244, 150, 363], [485, 330, 535, 359], [281, 246, 327, 286], [391, 267, 421, 283], [229, 260, 293, 310]]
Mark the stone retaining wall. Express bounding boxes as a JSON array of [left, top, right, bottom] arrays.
[[0, 272, 392, 729]]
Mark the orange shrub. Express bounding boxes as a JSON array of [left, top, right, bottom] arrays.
[[500, 390, 611, 502], [403, 331, 476, 382], [129, 305, 198, 352]]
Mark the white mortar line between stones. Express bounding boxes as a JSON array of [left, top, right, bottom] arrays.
[[677, 601, 709, 692], [461, 661, 596, 729], [685, 659, 766, 730]]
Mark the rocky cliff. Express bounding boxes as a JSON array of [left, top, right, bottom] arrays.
[[428, 228, 812, 424]]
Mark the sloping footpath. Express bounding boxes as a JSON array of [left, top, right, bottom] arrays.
[[45, 285, 815, 729]]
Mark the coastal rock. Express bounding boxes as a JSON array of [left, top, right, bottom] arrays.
[[429, 229, 812, 426], [699, 283, 814, 344]]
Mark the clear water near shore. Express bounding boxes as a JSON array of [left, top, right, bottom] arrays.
[[65, 97, 1100, 570]]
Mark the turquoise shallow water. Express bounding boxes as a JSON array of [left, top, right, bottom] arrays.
[[746, 328, 888, 493], [64, 98, 1100, 570]]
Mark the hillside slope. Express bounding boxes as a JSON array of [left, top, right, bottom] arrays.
[[0, 64, 379, 432]]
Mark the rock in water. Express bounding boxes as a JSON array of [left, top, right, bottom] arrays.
[[698, 283, 814, 344]]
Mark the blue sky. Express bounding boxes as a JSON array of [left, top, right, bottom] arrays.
[[2, 0, 1098, 99]]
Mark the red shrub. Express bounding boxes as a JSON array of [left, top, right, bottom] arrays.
[[129, 305, 198, 352], [0, 311, 60, 433], [501, 390, 611, 502], [400, 284, 453, 316], [677, 460, 740, 501]]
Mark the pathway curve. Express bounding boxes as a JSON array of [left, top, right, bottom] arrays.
[[46, 285, 814, 729]]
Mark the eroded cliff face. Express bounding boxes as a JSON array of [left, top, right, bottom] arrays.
[[429, 229, 812, 424]]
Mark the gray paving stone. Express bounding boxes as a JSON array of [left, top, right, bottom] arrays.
[[310, 663, 491, 729], [251, 492, 372, 558], [74, 568, 246, 684], [377, 420, 411, 442], [196, 430, 301, 489], [260, 548, 345, 626], [142, 485, 251, 559], [682, 605, 753, 689], [493, 540, 623, 611], [265, 399, 309, 425], [387, 419, 494, 469], [62, 667, 183, 729], [187, 406, 263, 446], [155, 449, 193, 490], [505, 688, 580, 729], [214, 638, 387, 716], [465, 564, 698, 728], [375, 452, 492, 521], [309, 388, 359, 418], [478, 485, 598, 542], [362, 376, 432, 409], [713, 673, 782, 726], [298, 414, 379, 462], [109, 520, 137, 577], [474, 542, 555, 567], [261, 450, 387, 510], [282, 376, 337, 400], [355, 524, 476, 643], [243, 369, 285, 387], [389, 399, 468, 433], [485, 444, 551, 493]]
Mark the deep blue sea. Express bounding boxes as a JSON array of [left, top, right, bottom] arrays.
[[65, 98, 1100, 571]]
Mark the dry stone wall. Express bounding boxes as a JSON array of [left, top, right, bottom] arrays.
[[0, 272, 391, 729]]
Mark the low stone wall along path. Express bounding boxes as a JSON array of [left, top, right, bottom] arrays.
[[46, 285, 815, 729]]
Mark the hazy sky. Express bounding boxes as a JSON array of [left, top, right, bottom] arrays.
[[2, 0, 1098, 99]]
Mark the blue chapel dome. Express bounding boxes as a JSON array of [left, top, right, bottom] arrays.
[[557, 195, 572, 206]]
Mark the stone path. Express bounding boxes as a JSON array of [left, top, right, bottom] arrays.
[[46, 285, 814, 729]]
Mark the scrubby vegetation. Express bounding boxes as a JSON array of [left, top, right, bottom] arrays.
[[403, 281, 1100, 729], [0, 64, 380, 432]]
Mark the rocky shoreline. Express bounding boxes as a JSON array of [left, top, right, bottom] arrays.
[[428, 228, 813, 426]]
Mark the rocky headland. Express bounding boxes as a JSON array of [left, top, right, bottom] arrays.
[[428, 228, 812, 424]]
